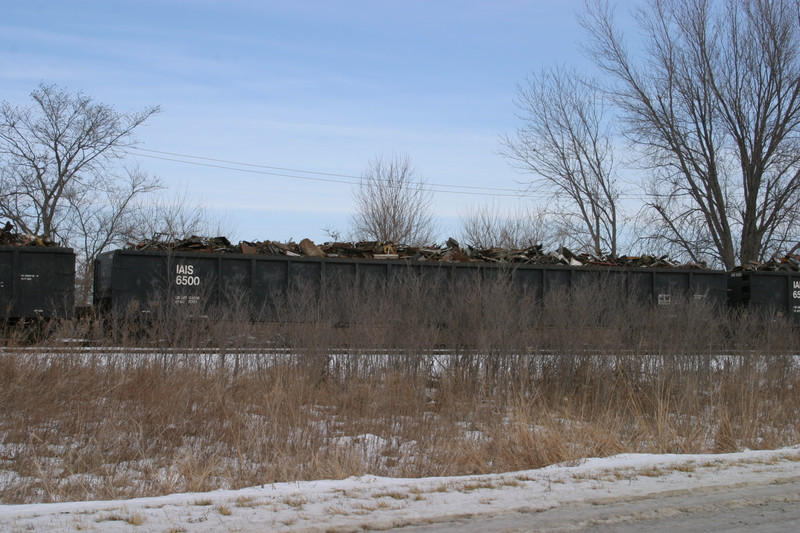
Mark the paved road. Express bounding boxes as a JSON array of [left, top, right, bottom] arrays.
[[392, 477, 800, 533]]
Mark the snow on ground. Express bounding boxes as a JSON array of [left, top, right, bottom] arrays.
[[1, 446, 798, 532]]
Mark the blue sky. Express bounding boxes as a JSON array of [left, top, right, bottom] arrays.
[[2, 1, 616, 244]]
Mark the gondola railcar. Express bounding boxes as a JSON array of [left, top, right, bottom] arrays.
[[93, 248, 729, 323]]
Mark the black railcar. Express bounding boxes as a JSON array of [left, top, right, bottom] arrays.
[[93, 248, 728, 321], [0, 246, 75, 321], [728, 270, 800, 322]]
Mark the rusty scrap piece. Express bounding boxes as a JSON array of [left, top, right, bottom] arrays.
[[299, 238, 325, 258]]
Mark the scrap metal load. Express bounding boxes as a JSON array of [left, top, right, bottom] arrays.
[[733, 254, 800, 272], [0, 222, 60, 247], [126, 235, 709, 269]]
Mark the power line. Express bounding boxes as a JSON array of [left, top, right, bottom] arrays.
[[127, 146, 652, 202], [127, 147, 530, 197]]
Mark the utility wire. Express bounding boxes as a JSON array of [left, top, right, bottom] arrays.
[[131, 152, 529, 198], [127, 147, 529, 197], [128, 146, 651, 202]]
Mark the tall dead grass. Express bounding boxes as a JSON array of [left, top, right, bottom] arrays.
[[0, 274, 797, 503]]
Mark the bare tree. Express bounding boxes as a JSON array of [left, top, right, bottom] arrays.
[[500, 66, 622, 256], [459, 201, 554, 250], [65, 167, 160, 304], [0, 83, 161, 304], [349, 153, 437, 245], [0, 83, 161, 240], [582, 0, 800, 269], [124, 186, 233, 244]]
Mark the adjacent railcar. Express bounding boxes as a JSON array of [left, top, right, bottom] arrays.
[[728, 270, 800, 322], [93, 248, 728, 321], [0, 246, 75, 321]]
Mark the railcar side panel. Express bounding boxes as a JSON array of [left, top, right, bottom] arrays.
[[94, 249, 730, 322], [729, 270, 800, 322], [0, 246, 75, 320]]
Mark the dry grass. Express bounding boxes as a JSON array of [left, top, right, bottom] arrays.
[[0, 276, 798, 503]]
